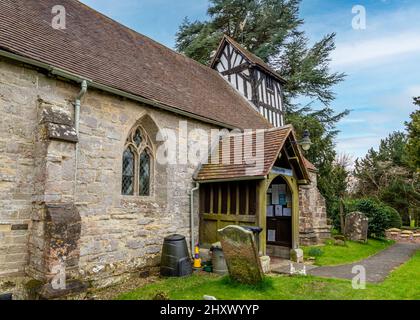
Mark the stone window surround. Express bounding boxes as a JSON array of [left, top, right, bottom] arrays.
[[122, 124, 155, 198]]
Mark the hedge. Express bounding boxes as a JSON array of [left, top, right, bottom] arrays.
[[331, 198, 402, 237]]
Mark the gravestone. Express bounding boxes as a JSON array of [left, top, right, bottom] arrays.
[[218, 225, 264, 285], [344, 211, 368, 242]]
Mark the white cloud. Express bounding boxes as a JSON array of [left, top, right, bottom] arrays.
[[407, 85, 420, 97], [332, 32, 420, 67], [340, 118, 366, 124], [336, 135, 382, 161]]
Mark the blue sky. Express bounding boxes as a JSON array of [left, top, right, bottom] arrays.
[[80, 0, 420, 162]]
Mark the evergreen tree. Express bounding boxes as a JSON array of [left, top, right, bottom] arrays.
[[286, 108, 349, 214], [354, 131, 420, 225], [354, 132, 408, 196], [176, 0, 345, 110], [176, 0, 303, 66], [405, 97, 420, 170]]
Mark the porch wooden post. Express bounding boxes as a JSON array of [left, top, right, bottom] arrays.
[[284, 175, 300, 249], [257, 178, 267, 256]]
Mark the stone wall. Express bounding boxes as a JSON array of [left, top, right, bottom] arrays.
[[0, 56, 215, 291], [385, 228, 420, 244], [73, 89, 213, 287], [0, 57, 40, 278], [298, 170, 331, 245]]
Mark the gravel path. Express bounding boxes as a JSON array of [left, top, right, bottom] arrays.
[[308, 243, 420, 283]]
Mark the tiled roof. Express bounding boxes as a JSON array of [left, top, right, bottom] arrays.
[[194, 125, 309, 182], [210, 35, 287, 84], [0, 0, 271, 130]]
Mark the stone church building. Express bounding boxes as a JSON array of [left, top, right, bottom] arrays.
[[0, 0, 329, 296]]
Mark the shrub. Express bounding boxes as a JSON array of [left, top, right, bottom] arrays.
[[330, 228, 340, 236], [386, 206, 402, 228], [344, 198, 401, 237], [307, 247, 324, 257]]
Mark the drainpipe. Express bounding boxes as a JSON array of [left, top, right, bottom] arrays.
[[190, 182, 200, 257], [73, 80, 88, 199]]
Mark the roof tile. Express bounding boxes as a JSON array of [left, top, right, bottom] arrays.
[[0, 0, 271, 130], [195, 126, 310, 181]]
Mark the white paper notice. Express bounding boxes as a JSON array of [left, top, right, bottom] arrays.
[[272, 185, 279, 204], [275, 205, 282, 216], [268, 229, 276, 242], [267, 206, 274, 217], [278, 184, 286, 193], [283, 208, 292, 217]]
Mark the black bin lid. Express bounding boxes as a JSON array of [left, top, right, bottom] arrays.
[[164, 234, 185, 241], [242, 226, 263, 234]]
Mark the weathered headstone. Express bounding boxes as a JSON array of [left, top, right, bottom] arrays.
[[344, 211, 368, 242], [218, 225, 264, 285]]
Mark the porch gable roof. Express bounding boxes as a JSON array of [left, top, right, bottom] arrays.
[[194, 125, 310, 182]]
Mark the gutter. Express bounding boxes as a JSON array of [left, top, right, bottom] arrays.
[[195, 175, 266, 184], [0, 49, 237, 131]]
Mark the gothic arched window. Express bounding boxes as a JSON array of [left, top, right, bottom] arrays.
[[122, 126, 154, 196]]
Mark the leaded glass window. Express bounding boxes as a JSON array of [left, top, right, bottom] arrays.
[[133, 129, 143, 147], [121, 125, 153, 196], [139, 150, 150, 196], [122, 148, 134, 195]]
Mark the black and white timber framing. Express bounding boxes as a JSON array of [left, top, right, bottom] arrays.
[[211, 36, 286, 127]]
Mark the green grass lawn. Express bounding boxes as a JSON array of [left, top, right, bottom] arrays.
[[302, 239, 393, 266], [117, 251, 420, 300]]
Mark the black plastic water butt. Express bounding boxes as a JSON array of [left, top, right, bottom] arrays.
[[0, 293, 12, 300], [160, 234, 192, 277]]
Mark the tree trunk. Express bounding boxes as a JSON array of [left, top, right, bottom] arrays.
[[339, 198, 345, 234]]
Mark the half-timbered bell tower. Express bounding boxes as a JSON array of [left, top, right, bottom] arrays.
[[211, 35, 287, 128]]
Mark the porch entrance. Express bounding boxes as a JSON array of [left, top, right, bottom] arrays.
[[266, 175, 293, 257], [194, 126, 311, 258]]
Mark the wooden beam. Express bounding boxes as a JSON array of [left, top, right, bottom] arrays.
[[298, 179, 309, 185], [236, 184, 240, 215], [258, 101, 285, 114], [202, 213, 256, 223], [210, 185, 214, 214], [287, 136, 306, 181], [256, 179, 267, 256], [227, 183, 231, 215], [221, 62, 250, 76], [218, 184, 222, 214], [245, 184, 250, 215]]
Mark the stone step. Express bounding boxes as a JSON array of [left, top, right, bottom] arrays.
[[271, 261, 317, 275]]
